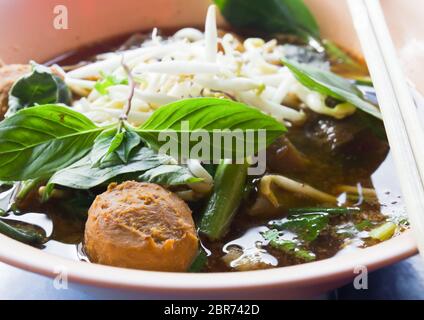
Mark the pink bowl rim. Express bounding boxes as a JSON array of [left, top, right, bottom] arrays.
[[0, 229, 417, 292]]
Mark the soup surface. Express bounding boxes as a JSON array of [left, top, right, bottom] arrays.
[[0, 24, 408, 272]]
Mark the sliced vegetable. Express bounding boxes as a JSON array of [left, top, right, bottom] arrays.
[[7, 62, 71, 117], [199, 160, 249, 240], [0, 219, 45, 244], [282, 58, 382, 119], [369, 222, 396, 241], [188, 249, 208, 273], [214, 0, 320, 41]]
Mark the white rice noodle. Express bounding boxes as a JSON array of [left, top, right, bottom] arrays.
[[67, 4, 357, 126], [204, 5, 218, 62], [133, 61, 221, 75], [238, 91, 306, 124]]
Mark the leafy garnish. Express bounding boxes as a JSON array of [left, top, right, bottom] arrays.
[[262, 229, 316, 261], [0, 98, 285, 182], [269, 213, 329, 242], [46, 146, 196, 190], [94, 73, 128, 95], [0, 105, 104, 181], [214, 0, 320, 41], [7, 62, 71, 117], [282, 58, 382, 120], [138, 98, 286, 159], [90, 124, 141, 168], [139, 165, 202, 185], [355, 219, 374, 231]]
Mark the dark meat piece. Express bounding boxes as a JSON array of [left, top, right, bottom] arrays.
[[266, 137, 310, 174]]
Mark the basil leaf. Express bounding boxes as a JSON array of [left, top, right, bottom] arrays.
[[7, 62, 71, 117], [90, 124, 142, 168], [137, 97, 286, 160], [0, 105, 104, 181], [269, 213, 329, 242], [94, 73, 128, 95], [114, 125, 141, 163], [139, 165, 202, 185], [47, 146, 197, 190], [214, 0, 320, 41], [282, 58, 382, 119]]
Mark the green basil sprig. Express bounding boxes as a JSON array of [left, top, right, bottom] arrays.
[[0, 105, 105, 181], [0, 98, 286, 183]]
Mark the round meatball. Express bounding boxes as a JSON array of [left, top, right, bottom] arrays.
[[84, 181, 199, 272], [0, 64, 31, 118]]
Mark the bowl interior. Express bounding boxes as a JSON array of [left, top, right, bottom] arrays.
[[0, 0, 419, 297]]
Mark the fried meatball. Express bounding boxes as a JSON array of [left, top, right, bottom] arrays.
[[0, 64, 31, 118], [84, 181, 199, 272]]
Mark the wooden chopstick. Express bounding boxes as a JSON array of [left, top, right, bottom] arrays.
[[347, 0, 424, 258]]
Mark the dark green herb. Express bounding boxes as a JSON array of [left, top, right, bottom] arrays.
[[138, 98, 286, 160], [355, 219, 374, 231], [262, 229, 315, 261], [139, 165, 202, 186], [7, 62, 71, 117], [282, 58, 382, 119], [214, 0, 320, 41], [0, 105, 105, 181], [45, 149, 202, 194], [91, 124, 141, 168], [0, 98, 285, 185], [269, 213, 329, 242]]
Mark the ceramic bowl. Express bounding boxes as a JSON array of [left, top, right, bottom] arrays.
[[0, 0, 420, 299]]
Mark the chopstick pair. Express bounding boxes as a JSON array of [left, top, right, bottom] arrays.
[[347, 0, 424, 258]]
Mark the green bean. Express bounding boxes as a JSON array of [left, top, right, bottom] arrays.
[[16, 178, 44, 201], [0, 219, 45, 244], [199, 160, 248, 241], [288, 207, 360, 215], [188, 249, 208, 273]]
